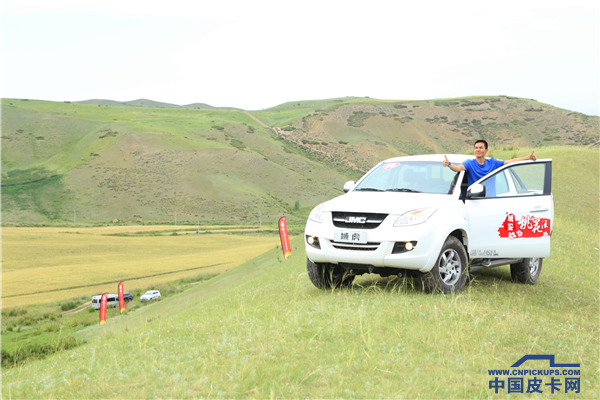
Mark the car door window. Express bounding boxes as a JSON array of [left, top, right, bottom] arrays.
[[495, 170, 510, 196], [509, 164, 546, 194], [481, 163, 548, 198]]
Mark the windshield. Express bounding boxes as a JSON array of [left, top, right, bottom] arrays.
[[143, 291, 153, 296], [354, 161, 459, 194]]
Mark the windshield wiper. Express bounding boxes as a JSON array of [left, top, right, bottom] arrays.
[[355, 188, 384, 192], [386, 188, 422, 193]]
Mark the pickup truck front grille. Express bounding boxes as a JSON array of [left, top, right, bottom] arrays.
[[332, 212, 388, 229], [330, 241, 381, 251]]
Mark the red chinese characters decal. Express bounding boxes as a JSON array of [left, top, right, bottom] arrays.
[[498, 213, 551, 240]]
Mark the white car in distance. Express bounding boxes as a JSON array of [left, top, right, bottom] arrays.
[[304, 154, 553, 293], [140, 290, 161, 302], [91, 294, 119, 309]]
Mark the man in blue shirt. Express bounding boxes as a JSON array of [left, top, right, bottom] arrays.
[[442, 139, 537, 266], [443, 139, 536, 187]]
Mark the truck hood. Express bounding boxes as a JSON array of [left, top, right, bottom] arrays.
[[322, 192, 449, 215]]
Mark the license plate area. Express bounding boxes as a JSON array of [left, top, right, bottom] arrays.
[[334, 230, 367, 244]]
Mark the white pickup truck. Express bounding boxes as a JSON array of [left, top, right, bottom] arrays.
[[304, 154, 553, 293]]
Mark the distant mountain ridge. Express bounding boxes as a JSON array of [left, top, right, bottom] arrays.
[[75, 98, 240, 110]]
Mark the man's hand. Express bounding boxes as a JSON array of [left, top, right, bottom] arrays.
[[444, 156, 466, 172], [443, 155, 450, 168], [529, 151, 536, 161]]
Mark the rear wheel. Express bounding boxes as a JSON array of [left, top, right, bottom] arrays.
[[307, 258, 355, 289], [510, 258, 542, 284], [421, 236, 468, 293]]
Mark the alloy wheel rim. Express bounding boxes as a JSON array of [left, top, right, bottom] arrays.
[[529, 258, 540, 275], [439, 249, 461, 285]]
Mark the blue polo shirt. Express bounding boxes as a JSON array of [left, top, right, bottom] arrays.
[[462, 158, 505, 197]]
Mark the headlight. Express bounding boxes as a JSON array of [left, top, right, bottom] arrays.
[[308, 203, 324, 223], [394, 208, 437, 226]]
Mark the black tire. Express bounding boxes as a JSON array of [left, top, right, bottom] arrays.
[[510, 258, 542, 284], [420, 236, 468, 294], [307, 258, 355, 289]]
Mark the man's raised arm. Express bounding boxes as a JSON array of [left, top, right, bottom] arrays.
[[503, 150, 536, 165], [443, 155, 465, 172]]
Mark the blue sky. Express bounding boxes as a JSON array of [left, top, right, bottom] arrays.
[[2, 0, 598, 115]]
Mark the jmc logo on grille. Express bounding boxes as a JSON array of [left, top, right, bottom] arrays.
[[345, 216, 367, 224]]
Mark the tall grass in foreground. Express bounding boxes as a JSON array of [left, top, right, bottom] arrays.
[[2, 147, 598, 398], [3, 234, 598, 398]]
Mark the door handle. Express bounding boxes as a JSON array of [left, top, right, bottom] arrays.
[[529, 207, 548, 213]]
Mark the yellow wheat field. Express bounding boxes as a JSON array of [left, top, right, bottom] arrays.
[[1, 226, 279, 309]]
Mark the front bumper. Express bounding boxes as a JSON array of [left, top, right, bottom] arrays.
[[305, 215, 443, 272]]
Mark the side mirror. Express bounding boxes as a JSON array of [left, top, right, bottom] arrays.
[[343, 181, 356, 193], [467, 183, 486, 199]]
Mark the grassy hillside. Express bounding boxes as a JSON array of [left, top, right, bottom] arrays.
[[1, 148, 597, 398], [1, 97, 598, 225], [1, 99, 349, 225], [269, 96, 599, 174]]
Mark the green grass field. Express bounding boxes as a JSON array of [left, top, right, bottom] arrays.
[[1, 146, 598, 398]]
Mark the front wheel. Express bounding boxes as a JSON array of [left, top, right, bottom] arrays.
[[510, 258, 542, 284], [420, 236, 468, 294], [307, 258, 354, 289]]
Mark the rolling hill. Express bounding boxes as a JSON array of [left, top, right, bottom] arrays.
[[1, 96, 598, 225]]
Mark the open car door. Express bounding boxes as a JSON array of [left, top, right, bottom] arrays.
[[465, 160, 553, 259]]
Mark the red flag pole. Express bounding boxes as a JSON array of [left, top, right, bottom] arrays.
[[278, 216, 292, 259], [118, 281, 125, 313], [99, 293, 108, 325]]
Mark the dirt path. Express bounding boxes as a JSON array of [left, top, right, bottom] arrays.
[[62, 301, 92, 315], [244, 111, 270, 128]]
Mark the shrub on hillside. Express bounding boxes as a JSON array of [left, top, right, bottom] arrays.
[[98, 130, 118, 139], [347, 111, 375, 127], [230, 139, 245, 149], [434, 101, 459, 107], [1, 337, 82, 368], [7, 309, 27, 317]]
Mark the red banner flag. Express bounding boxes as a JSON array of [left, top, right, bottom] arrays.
[[279, 216, 291, 259], [118, 281, 125, 313], [99, 293, 108, 325]]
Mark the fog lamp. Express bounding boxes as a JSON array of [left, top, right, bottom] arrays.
[[306, 235, 321, 249]]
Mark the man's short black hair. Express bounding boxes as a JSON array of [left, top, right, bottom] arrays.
[[474, 139, 488, 149]]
